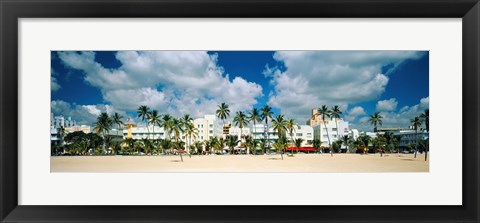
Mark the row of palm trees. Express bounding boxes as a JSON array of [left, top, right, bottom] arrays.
[[367, 109, 429, 161], [66, 101, 429, 161]]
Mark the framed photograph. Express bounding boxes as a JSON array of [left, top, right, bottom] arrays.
[[1, 0, 479, 222]]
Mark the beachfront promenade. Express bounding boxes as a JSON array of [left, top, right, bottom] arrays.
[[51, 153, 429, 173]]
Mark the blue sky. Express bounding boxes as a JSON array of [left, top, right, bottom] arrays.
[[51, 51, 429, 131]]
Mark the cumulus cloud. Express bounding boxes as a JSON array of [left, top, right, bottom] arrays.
[[51, 76, 61, 91], [267, 51, 426, 122], [57, 51, 263, 121], [51, 100, 125, 125], [376, 98, 398, 111], [350, 97, 429, 131], [344, 106, 366, 122], [51, 69, 61, 92], [349, 106, 366, 116]]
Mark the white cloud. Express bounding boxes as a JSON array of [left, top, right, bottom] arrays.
[[344, 106, 368, 122], [267, 51, 426, 121], [51, 100, 126, 125], [350, 97, 429, 131], [57, 51, 263, 120], [349, 106, 366, 116], [51, 76, 61, 91], [376, 98, 398, 111], [344, 106, 366, 122]]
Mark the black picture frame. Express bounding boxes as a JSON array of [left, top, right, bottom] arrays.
[[1, 0, 479, 222]]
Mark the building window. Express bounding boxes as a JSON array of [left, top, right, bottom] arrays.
[[209, 124, 213, 128], [209, 130, 213, 134], [332, 128, 337, 131], [296, 133, 303, 136], [307, 133, 312, 136]]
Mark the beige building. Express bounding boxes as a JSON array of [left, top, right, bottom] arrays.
[[308, 108, 337, 126]]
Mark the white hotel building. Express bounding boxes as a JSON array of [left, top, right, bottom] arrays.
[[124, 114, 223, 141], [192, 114, 223, 141], [124, 114, 315, 150], [251, 124, 314, 147], [228, 126, 251, 140]]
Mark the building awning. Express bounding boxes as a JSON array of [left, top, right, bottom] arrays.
[[286, 147, 317, 152]]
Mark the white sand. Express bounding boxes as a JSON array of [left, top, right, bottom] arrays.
[[51, 153, 429, 173]]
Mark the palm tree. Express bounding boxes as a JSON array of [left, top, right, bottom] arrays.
[[294, 138, 304, 155], [137, 105, 151, 138], [148, 110, 161, 140], [226, 135, 240, 155], [211, 137, 225, 155], [185, 122, 198, 156], [341, 135, 353, 153], [373, 134, 387, 157], [244, 135, 255, 155], [170, 118, 184, 142], [161, 114, 173, 140], [181, 114, 194, 150], [411, 116, 422, 158], [160, 139, 172, 155], [383, 132, 398, 154], [420, 109, 429, 133], [331, 105, 343, 144], [95, 112, 113, 155], [258, 139, 267, 155], [172, 140, 185, 162], [369, 112, 383, 132], [272, 114, 287, 138], [193, 141, 204, 155], [272, 136, 287, 160], [420, 109, 429, 161], [141, 138, 154, 155], [260, 104, 273, 152], [285, 118, 298, 153], [216, 102, 230, 138], [56, 125, 66, 147], [318, 105, 333, 156], [354, 138, 365, 154], [248, 108, 262, 154], [357, 135, 371, 154], [112, 112, 124, 130], [312, 139, 321, 154], [233, 111, 249, 152]]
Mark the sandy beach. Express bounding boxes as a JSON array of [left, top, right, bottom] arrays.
[[51, 153, 429, 173]]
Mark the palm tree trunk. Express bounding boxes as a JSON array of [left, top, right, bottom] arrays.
[[323, 122, 332, 156], [253, 121, 256, 155], [335, 119, 340, 153], [414, 129, 418, 158], [222, 120, 225, 139], [266, 119, 269, 154], [102, 131, 106, 155], [146, 121, 150, 140]]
